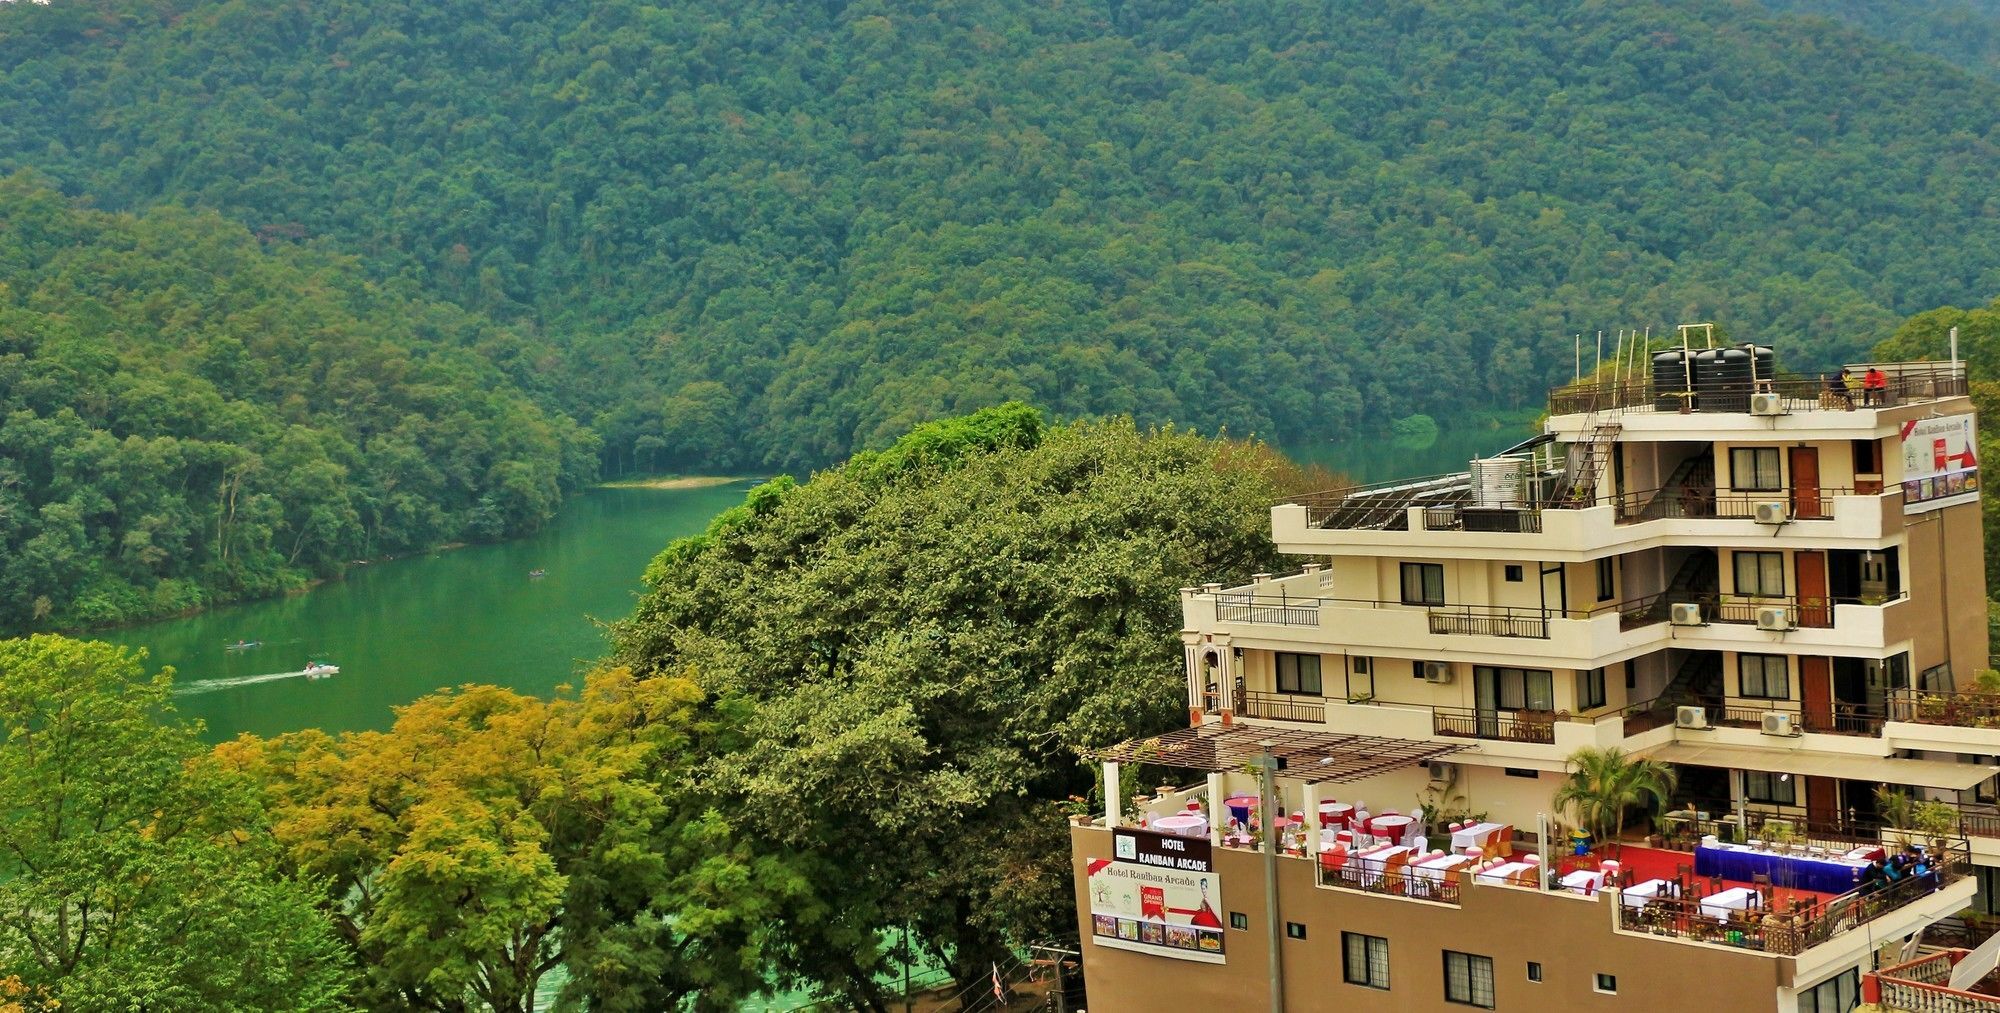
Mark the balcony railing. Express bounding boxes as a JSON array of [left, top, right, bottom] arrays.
[[1887, 688, 2000, 729], [1238, 691, 1326, 724], [1615, 484, 1855, 524], [1426, 604, 1550, 639], [1432, 705, 1558, 744], [1548, 362, 1968, 416], [1618, 839, 1969, 956], [1214, 593, 1322, 626], [1315, 851, 1464, 905], [1870, 950, 2000, 1013], [1611, 590, 1901, 632]]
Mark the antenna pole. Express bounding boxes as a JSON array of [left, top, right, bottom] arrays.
[[1596, 330, 1603, 378], [1575, 334, 1581, 383]]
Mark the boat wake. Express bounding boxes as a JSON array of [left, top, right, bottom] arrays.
[[173, 670, 324, 695]]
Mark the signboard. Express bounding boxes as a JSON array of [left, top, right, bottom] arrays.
[[1900, 414, 1980, 514], [1086, 828, 1226, 963]]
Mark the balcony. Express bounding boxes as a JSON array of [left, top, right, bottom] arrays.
[[1425, 604, 1550, 638], [1548, 362, 1967, 417], [1237, 691, 1326, 724], [1888, 689, 2000, 730], [1614, 484, 1856, 524], [1431, 705, 1558, 744], [1868, 949, 2000, 1012]]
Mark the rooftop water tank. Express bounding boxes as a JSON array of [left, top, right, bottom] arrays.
[[1652, 348, 1695, 411], [1469, 457, 1527, 509]]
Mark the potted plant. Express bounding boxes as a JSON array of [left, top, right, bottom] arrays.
[[1551, 746, 1679, 858]]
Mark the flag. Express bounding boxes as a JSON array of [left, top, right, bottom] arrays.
[[992, 961, 1003, 1000]]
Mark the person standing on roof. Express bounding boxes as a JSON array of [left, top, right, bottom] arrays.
[[1864, 366, 1888, 406]]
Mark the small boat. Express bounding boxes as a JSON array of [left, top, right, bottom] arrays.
[[528, 569, 547, 579], [302, 662, 340, 679], [225, 640, 262, 651]]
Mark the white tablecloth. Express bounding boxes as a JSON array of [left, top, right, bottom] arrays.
[[1560, 869, 1604, 894], [1620, 879, 1680, 908], [1699, 886, 1762, 921], [1407, 855, 1471, 895], [1474, 861, 1537, 885], [1352, 846, 1411, 886], [1452, 822, 1506, 851], [1153, 814, 1208, 838]]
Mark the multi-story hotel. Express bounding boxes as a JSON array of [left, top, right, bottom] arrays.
[[1070, 345, 1989, 1011]]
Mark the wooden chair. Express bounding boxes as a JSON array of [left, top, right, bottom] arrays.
[[1751, 872, 1773, 904]]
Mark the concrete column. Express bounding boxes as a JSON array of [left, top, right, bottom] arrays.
[[1303, 780, 1322, 854], [1207, 771, 1226, 847], [1102, 760, 1122, 827]]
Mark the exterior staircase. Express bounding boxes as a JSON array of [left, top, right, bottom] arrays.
[[1552, 422, 1622, 508]]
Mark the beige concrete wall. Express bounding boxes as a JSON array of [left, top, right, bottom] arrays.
[[1070, 825, 1789, 1012], [1901, 500, 1990, 680]]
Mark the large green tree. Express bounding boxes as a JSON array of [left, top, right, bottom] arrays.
[[611, 404, 1287, 1004], [0, 635, 352, 1009]]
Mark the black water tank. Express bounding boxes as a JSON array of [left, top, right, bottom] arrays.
[[1652, 349, 1695, 410], [1692, 349, 1723, 412], [1703, 346, 1753, 412], [1743, 343, 1774, 384]]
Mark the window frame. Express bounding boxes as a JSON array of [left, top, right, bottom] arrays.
[[1342, 932, 1390, 990], [1595, 973, 1618, 995], [1733, 550, 1786, 597], [1476, 666, 1555, 711], [1575, 667, 1607, 710], [1731, 447, 1783, 492], [1504, 564, 1524, 583], [1275, 652, 1323, 696], [1443, 951, 1496, 1009], [1400, 562, 1445, 606], [1739, 654, 1790, 700], [1596, 557, 1615, 602], [1745, 770, 1796, 805]]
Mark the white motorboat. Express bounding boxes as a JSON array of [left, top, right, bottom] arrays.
[[303, 662, 340, 679]]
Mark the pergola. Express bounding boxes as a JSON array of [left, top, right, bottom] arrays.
[[1093, 723, 1466, 785]]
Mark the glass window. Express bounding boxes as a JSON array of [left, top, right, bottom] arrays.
[[1740, 654, 1790, 699], [1798, 968, 1859, 1013], [1733, 551, 1785, 596], [1526, 961, 1542, 982], [1596, 557, 1615, 602], [1444, 951, 1496, 1009], [1477, 666, 1555, 711], [1276, 653, 1322, 695], [1745, 771, 1795, 805], [1353, 656, 1372, 675], [1576, 668, 1607, 710], [1229, 911, 1248, 930], [1286, 922, 1307, 940], [1596, 973, 1618, 994], [1401, 562, 1445, 605], [1343, 932, 1390, 990], [1731, 447, 1782, 491], [1504, 564, 1523, 582]]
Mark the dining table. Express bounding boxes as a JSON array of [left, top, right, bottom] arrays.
[[1699, 886, 1763, 921], [1474, 860, 1537, 886], [1695, 843, 1867, 895], [1370, 814, 1416, 845], [1451, 821, 1508, 853], [1620, 878, 1681, 908], [1407, 855, 1471, 895], [1153, 814, 1208, 839], [1351, 845, 1411, 887], [1319, 801, 1353, 830], [1560, 869, 1605, 895]]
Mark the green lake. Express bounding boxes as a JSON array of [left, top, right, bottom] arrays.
[[98, 483, 756, 742]]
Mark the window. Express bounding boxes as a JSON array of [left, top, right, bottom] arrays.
[[1342, 932, 1390, 990], [1276, 653, 1322, 695], [1731, 447, 1782, 491], [1595, 973, 1618, 994], [1733, 551, 1786, 596], [1853, 439, 1880, 475], [1596, 557, 1615, 602], [1740, 654, 1790, 699], [1798, 968, 1859, 1013], [1286, 922, 1307, 940], [1504, 564, 1524, 582], [1229, 911, 1248, 930], [1745, 771, 1795, 805], [1504, 767, 1540, 779], [1476, 666, 1555, 711], [1526, 962, 1543, 983], [1401, 562, 1445, 605], [1625, 666, 1636, 690], [1352, 656, 1372, 675], [1444, 951, 1496, 1008], [1576, 667, 1607, 710]]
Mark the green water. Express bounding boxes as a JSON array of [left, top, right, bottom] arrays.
[[1285, 412, 1541, 482], [98, 483, 754, 742]]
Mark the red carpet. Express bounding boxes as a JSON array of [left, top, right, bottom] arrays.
[[1557, 844, 1841, 909]]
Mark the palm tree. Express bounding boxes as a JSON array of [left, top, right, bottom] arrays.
[[1552, 747, 1678, 856]]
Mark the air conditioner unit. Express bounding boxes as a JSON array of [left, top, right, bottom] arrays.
[[1670, 603, 1705, 626], [1675, 706, 1710, 730], [1753, 502, 1788, 525], [1750, 392, 1787, 416], [1427, 760, 1458, 783], [1755, 607, 1795, 632], [1423, 662, 1454, 684], [1760, 711, 1800, 737]]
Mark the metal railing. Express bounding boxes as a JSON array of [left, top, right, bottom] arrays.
[[1872, 951, 2000, 1013], [1238, 691, 1326, 724], [1615, 484, 1857, 523], [1549, 362, 1968, 417], [1426, 605, 1550, 638], [1887, 689, 2000, 729], [1315, 852, 1465, 905], [1432, 705, 1558, 744], [1214, 593, 1322, 626]]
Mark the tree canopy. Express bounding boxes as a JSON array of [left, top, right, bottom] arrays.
[[611, 405, 1287, 1003]]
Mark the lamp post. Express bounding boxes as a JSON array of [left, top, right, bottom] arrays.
[[1259, 742, 1284, 1013]]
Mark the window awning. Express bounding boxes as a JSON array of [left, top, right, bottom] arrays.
[[1645, 742, 1998, 790], [1092, 723, 1465, 785]]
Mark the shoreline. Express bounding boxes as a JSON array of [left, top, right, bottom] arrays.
[[595, 475, 752, 490]]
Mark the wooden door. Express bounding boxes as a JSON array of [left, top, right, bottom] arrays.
[[1805, 776, 1839, 834], [1789, 447, 1822, 518], [1796, 550, 1830, 628], [1800, 656, 1832, 732]]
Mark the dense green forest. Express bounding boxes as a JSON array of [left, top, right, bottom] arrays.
[[3, 0, 1999, 480], [1760, 0, 2000, 78], [0, 179, 595, 631]]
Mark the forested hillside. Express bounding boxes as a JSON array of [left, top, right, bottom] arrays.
[[0, 179, 595, 631], [4, 0, 1999, 475], [1760, 0, 2000, 78]]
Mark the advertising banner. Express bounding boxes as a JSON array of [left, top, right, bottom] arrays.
[[1086, 828, 1225, 963], [1900, 414, 1980, 514]]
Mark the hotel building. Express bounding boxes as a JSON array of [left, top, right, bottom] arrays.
[[1072, 350, 1989, 1011]]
